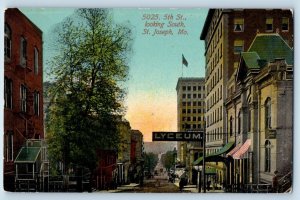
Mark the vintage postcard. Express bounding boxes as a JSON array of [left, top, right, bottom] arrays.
[[3, 8, 293, 193]]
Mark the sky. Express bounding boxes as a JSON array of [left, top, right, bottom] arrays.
[[20, 8, 208, 142]]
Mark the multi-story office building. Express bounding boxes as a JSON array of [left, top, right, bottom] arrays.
[[199, 9, 293, 186], [176, 77, 205, 184], [4, 8, 44, 191]]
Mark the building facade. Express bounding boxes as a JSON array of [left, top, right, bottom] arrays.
[[129, 130, 144, 183], [225, 33, 293, 191], [200, 9, 293, 187], [4, 8, 44, 191], [176, 77, 206, 183], [116, 119, 132, 185]]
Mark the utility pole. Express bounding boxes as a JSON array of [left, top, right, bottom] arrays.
[[203, 122, 206, 193]]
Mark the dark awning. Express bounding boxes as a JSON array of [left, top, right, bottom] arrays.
[[15, 147, 41, 163], [193, 142, 234, 165]]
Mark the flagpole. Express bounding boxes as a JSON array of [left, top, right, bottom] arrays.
[[182, 62, 183, 77]]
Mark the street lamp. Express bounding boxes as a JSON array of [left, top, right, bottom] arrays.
[[194, 165, 203, 193]]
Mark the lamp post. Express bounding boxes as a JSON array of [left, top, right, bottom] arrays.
[[194, 165, 202, 193]]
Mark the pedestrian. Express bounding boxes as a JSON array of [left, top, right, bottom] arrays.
[[272, 170, 279, 193], [179, 178, 184, 192], [207, 180, 211, 191]]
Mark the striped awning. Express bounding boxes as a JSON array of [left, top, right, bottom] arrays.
[[232, 139, 251, 159], [226, 144, 241, 157]]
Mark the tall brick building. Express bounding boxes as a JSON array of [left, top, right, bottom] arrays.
[[4, 8, 44, 191], [199, 9, 293, 187]]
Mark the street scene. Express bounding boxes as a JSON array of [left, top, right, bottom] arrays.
[[3, 8, 293, 193]]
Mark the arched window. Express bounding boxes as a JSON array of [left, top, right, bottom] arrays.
[[5, 24, 12, 59], [265, 98, 271, 129], [248, 110, 251, 132], [34, 91, 40, 116], [238, 111, 241, 134], [265, 140, 271, 172], [20, 36, 27, 66], [229, 116, 233, 137]]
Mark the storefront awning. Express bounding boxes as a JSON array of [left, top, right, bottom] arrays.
[[226, 144, 241, 157], [193, 142, 234, 165], [15, 147, 41, 163], [192, 166, 217, 175], [232, 139, 251, 159]]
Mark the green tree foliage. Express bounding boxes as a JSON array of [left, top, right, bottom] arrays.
[[161, 151, 176, 171], [46, 8, 133, 174], [144, 153, 158, 173]]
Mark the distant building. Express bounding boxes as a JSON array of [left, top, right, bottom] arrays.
[[199, 9, 293, 187], [116, 118, 131, 185], [129, 130, 144, 183], [225, 33, 293, 190], [4, 8, 45, 191], [176, 77, 206, 184]]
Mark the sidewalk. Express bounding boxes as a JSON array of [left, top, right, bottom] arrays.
[[96, 183, 139, 193], [174, 180, 224, 193]]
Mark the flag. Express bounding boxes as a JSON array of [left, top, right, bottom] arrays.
[[182, 54, 188, 67]]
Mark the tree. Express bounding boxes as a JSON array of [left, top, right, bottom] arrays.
[[144, 153, 158, 173], [161, 151, 176, 171], [46, 8, 133, 178]]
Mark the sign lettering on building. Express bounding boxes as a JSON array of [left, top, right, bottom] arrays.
[[152, 131, 204, 141]]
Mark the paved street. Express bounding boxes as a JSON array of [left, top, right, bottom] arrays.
[[118, 178, 189, 193]]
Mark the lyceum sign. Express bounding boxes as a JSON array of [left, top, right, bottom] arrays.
[[152, 131, 204, 141]]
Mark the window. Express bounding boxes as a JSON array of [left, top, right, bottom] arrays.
[[182, 109, 186, 114], [182, 117, 186, 121], [193, 86, 196, 91], [193, 117, 196, 121], [182, 94, 186, 98], [229, 116, 233, 137], [282, 17, 289, 31], [187, 117, 191, 121], [193, 94, 197, 98], [182, 86, 186, 91], [238, 111, 241, 134], [193, 101, 197, 106], [187, 86, 191, 91], [182, 102, 186, 106], [34, 91, 40, 116], [234, 40, 244, 54], [4, 24, 12, 59], [266, 18, 273, 31], [20, 85, 27, 112], [198, 86, 201, 91], [198, 101, 202, 106], [187, 102, 191, 106], [248, 110, 251, 132], [234, 62, 239, 69], [198, 116, 201, 121], [265, 98, 271, 129], [193, 109, 196, 114], [187, 94, 191, 98], [187, 109, 191, 114], [20, 37, 27, 66], [6, 131, 13, 161], [198, 93, 201, 98], [265, 140, 271, 172], [4, 77, 13, 109], [34, 48, 39, 74], [234, 18, 244, 32]]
